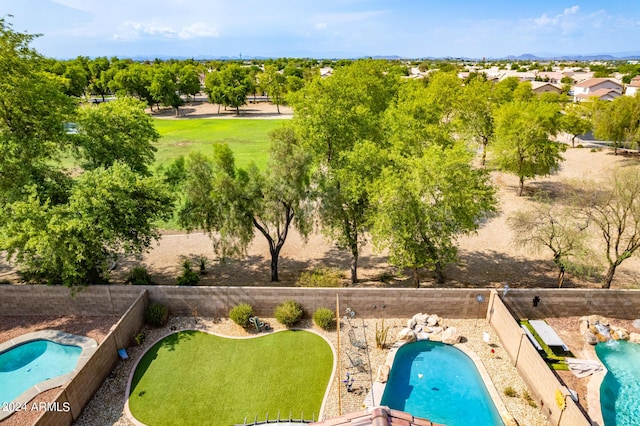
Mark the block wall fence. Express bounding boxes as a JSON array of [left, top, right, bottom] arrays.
[[2, 285, 639, 426]]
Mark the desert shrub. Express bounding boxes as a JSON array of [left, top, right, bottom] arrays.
[[230, 303, 254, 328], [126, 266, 154, 285], [504, 386, 518, 398], [313, 308, 335, 330], [177, 260, 200, 286], [145, 303, 168, 327], [275, 300, 304, 327], [575, 144, 584, 148], [522, 390, 537, 408], [375, 319, 390, 349], [134, 331, 146, 346], [296, 268, 343, 287]]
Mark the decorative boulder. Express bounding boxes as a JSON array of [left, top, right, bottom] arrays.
[[441, 327, 461, 345], [579, 319, 589, 335], [396, 328, 417, 343], [416, 332, 430, 341], [427, 314, 440, 327], [629, 332, 640, 344], [413, 313, 429, 326], [407, 317, 417, 330], [611, 327, 630, 341], [583, 329, 598, 345], [376, 365, 390, 383]]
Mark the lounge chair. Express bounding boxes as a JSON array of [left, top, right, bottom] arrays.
[[347, 351, 367, 372], [348, 328, 367, 350]]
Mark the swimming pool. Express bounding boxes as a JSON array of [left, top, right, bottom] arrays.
[[596, 340, 640, 426], [380, 340, 504, 426], [0, 340, 81, 405], [0, 330, 97, 420]]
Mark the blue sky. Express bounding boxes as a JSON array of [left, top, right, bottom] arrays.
[[3, 0, 640, 59]]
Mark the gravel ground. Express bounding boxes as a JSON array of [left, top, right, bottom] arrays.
[[71, 316, 549, 426]]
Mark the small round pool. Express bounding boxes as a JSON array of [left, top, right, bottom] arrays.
[[596, 340, 640, 426], [380, 340, 504, 426], [0, 339, 82, 405]]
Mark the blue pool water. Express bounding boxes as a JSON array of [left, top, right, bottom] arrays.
[[0, 339, 82, 405], [596, 340, 640, 426], [380, 340, 504, 426]]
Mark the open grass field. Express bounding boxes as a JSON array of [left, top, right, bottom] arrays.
[[128, 330, 333, 425], [153, 119, 286, 170]]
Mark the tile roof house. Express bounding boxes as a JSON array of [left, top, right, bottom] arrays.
[[572, 78, 623, 102], [531, 81, 562, 94], [625, 76, 640, 97], [309, 407, 443, 426]]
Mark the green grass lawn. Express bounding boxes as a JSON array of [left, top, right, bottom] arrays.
[[128, 330, 333, 426], [153, 119, 286, 170]]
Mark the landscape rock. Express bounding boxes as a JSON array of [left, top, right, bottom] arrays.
[[630, 332, 640, 344], [396, 328, 417, 343], [427, 314, 440, 327], [441, 326, 461, 345], [429, 331, 443, 342], [579, 319, 589, 335], [413, 313, 429, 326], [611, 327, 630, 341], [416, 332, 430, 341], [583, 330, 598, 345], [375, 365, 390, 383], [407, 317, 417, 330]]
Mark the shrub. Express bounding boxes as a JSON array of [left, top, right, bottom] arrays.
[[134, 331, 146, 346], [275, 300, 304, 327], [126, 266, 154, 285], [145, 303, 168, 327], [313, 308, 335, 330], [504, 386, 518, 398], [296, 268, 343, 287], [177, 260, 200, 286], [575, 144, 584, 148], [230, 303, 254, 328], [375, 319, 390, 349], [523, 390, 537, 408]]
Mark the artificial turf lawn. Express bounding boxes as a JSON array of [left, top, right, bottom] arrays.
[[153, 119, 287, 170], [128, 330, 334, 426]]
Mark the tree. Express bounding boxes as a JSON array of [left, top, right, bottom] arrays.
[[592, 95, 640, 155], [580, 168, 640, 288], [372, 142, 497, 286], [245, 126, 312, 281], [456, 78, 496, 165], [561, 104, 592, 147], [150, 63, 183, 116], [204, 64, 253, 115], [289, 60, 396, 283], [508, 200, 591, 287], [178, 64, 201, 102], [491, 101, 565, 196], [74, 97, 159, 175], [0, 163, 174, 286], [111, 63, 155, 108], [258, 64, 287, 113], [88, 57, 112, 101]]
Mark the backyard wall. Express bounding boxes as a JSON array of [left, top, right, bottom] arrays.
[[31, 290, 148, 426], [487, 292, 591, 426]]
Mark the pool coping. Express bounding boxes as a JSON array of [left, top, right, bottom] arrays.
[[0, 330, 98, 421], [364, 338, 515, 426], [124, 327, 337, 426]]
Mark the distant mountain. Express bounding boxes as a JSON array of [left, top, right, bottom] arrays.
[[502, 52, 640, 61]]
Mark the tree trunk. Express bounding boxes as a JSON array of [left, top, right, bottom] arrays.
[[270, 247, 280, 282], [434, 261, 445, 284], [603, 263, 617, 289], [517, 177, 525, 196], [276, 102, 280, 114], [217, 104, 221, 114], [571, 135, 576, 148], [236, 105, 240, 115], [175, 106, 180, 117], [557, 267, 565, 288], [481, 139, 488, 167], [349, 247, 358, 285], [412, 267, 420, 288]]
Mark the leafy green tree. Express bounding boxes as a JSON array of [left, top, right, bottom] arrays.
[[372, 143, 497, 286], [63, 61, 89, 98], [561, 104, 592, 147], [491, 101, 565, 196], [290, 60, 396, 283], [0, 163, 174, 286], [204, 64, 253, 115], [579, 168, 640, 288], [112, 63, 154, 107], [0, 18, 76, 204], [455, 78, 496, 165], [74, 97, 159, 175], [508, 200, 591, 287], [592, 96, 640, 154], [178, 64, 201, 102], [150, 64, 183, 116], [258, 64, 287, 113], [88, 57, 112, 101]]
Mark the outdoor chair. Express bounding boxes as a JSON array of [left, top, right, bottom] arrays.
[[348, 328, 367, 350], [249, 316, 270, 332], [346, 351, 367, 373]]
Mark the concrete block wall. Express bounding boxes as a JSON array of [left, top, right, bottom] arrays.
[[488, 293, 590, 426], [503, 288, 640, 320]]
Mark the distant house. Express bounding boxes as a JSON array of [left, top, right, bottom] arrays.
[[531, 81, 562, 95], [625, 76, 640, 97], [572, 78, 623, 102], [320, 67, 334, 78]]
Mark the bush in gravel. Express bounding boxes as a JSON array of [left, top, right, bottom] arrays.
[[177, 260, 200, 286], [313, 308, 335, 330], [230, 303, 254, 328], [145, 303, 169, 327], [275, 300, 304, 327]]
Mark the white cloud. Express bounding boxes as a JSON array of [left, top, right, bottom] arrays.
[[113, 21, 218, 40], [178, 22, 219, 39], [533, 5, 580, 28], [315, 22, 328, 30]]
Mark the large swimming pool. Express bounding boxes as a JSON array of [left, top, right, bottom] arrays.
[[0, 339, 82, 405], [596, 340, 640, 426], [380, 340, 504, 426]]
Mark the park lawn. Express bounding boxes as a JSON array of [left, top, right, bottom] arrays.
[[128, 330, 333, 426], [153, 119, 286, 170]]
